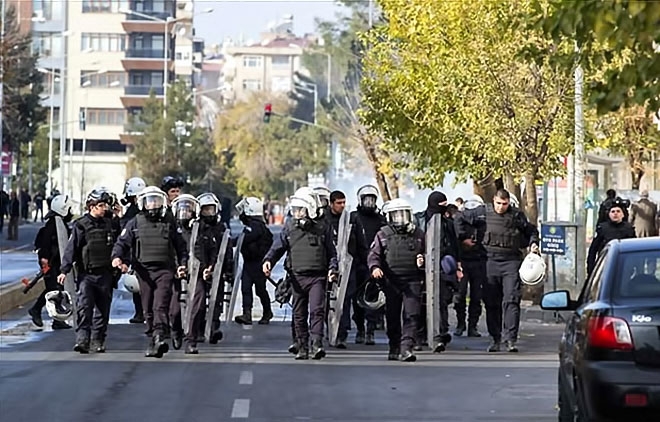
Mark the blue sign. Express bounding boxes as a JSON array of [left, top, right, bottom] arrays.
[[541, 225, 566, 255]]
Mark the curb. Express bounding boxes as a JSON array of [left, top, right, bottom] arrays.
[[0, 278, 41, 316]]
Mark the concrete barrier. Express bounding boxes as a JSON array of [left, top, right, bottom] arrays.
[[0, 277, 41, 315]]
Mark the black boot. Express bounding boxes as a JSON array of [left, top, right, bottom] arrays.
[[365, 331, 375, 346], [172, 331, 183, 350], [288, 342, 299, 354], [209, 329, 223, 344], [91, 339, 106, 353], [454, 322, 466, 337], [145, 338, 157, 357], [467, 327, 482, 337], [234, 308, 252, 325], [295, 343, 309, 360], [388, 346, 400, 361], [311, 339, 326, 360], [129, 314, 145, 324], [52, 320, 72, 330], [73, 339, 90, 354], [400, 349, 417, 362], [153, 335, 169, 358], [355, 331, 365, 344], [185, 342, 199, 355], [258, 308, 273, 325], [28, 308, 43, 327]]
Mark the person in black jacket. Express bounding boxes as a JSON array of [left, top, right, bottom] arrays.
[[58, 189, 117, 354], [587, 199, 636, 276], [119, 177, 146, 324], [111, 186, 188, 358], [28, 194, 74, 330], [234, 196, 274, 325]]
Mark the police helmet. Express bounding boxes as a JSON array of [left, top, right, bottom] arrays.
[[236, 197, 264, 217], [289, 193, 317, 221], [50, 194, 72, 217], [313, 186, 331, 207], [357, 279, 386, 310], [357, 184, 379, 210], [294, 187, 323, 217], [86, 187, 113, 208], [124, 177, 146, 197], [121, 272, 140, 294], [161, 175, 185, 192], [172, 194, 199, 225], [137, 186, 167, 219], [45, 291, 73, 322], [382, 198, 413, 227], [464, 194, 485, 210], [519, 252, 546, 285]]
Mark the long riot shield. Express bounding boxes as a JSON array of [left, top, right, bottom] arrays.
[[55, 216, 76, 329], [204, 230, 230, 342], [223, 231, 245, 323], [425, 214, 442, 348], [182, 221, 201, 337], [327, 209, 353, 347]]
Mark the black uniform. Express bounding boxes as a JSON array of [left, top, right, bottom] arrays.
[[265, 218, 338, 358], [186, 218, 233, 347], [170, 219, 192, 346], [111, 213, 188, 343], [587, 220, 636, 275], [453, 204, 487, 335], [367, 224, 425, 357], [237, 215, 274, 322], [119, 203, 143, 320], [60, 213, 116, 347], [482, 205, 539, 347], [340, 208, 385, 343], [29, 212, 72, 328]]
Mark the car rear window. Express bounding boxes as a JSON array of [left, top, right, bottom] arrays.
[[616, 250, 660, 298]]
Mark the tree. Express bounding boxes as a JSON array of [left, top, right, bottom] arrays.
[[538, 0, 660, 115], [302, 1, 402, 200], [131, 80, 215, 193], [0, 4, 46, 185], [19, 126, 58, 194], [360, 0, 577, 222], [213, 94, 331, 200]]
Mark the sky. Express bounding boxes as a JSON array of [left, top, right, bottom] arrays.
[[193, 0, 347, 45]]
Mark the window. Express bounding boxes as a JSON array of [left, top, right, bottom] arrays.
[[271, 76, 290, 92], [32, 32, 62, 57], [615, 250, 660, 299], [81, 33, 127, 52], [84, 108, 126, 126], [243, 56, 262, 68], [80, 71, 126, 88], [82, 0, 129, 13], [128, 71, 163, 86], [242, 79, 262, 91], [271, 55, 290, 68], [33, 0, 64, 20]]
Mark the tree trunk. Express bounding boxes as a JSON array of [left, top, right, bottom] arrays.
[[631, 170, 644, 190], [473, 173, 499, 201], [386, 173, 400, 199], [521, 170, 544, 305]]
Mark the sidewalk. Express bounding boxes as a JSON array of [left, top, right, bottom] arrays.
[[0, 220, 41, 252]]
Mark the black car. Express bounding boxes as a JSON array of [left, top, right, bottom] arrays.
[[541, 237, 660, 422]]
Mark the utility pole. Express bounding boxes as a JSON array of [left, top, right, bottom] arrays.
[[573, 47, 587, 285], [0, 0, 6, 190]]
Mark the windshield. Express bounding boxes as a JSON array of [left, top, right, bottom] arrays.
[[615, 250, 660, 299]]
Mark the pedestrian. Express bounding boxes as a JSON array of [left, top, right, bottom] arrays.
[[8, 191, 20, 240], [20, 189, 31, 221], [33, 191, 45, 222], [588, 198, 636, 276], [630, 190, 658, 237], [0, 189, 8, 233]]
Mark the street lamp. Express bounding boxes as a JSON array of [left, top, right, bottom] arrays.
[[118, 7, 214, 117], [293, 79, 318, 125]]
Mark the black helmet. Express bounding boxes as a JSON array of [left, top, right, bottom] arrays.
[[357, 279, 386, 310], [86, 187, 113, 208], [161, 175, 185, 192]]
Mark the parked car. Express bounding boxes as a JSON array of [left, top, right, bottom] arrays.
[[541, 237, 660, 421]]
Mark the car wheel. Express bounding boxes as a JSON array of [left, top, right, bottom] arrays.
[[557, 372, 576, 422]]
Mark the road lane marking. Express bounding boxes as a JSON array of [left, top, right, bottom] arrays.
[[231, 399, 250, 418], [242, 325, 252, 330], [241, 335, 252, 341], [239, 370, 253, 385]]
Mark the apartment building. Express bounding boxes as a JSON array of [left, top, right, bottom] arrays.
[[23, 0, 203, 209]]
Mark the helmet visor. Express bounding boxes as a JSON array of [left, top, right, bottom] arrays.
[[142, 194, 165, 210], [175, 199, 196, 220], [291, 206, 307, 219], [200, 204, 217, 216], [388, 209, 411, 226], [360, 195, 377, 208]]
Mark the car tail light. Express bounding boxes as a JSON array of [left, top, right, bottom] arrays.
[[624, 393, 648, 407], [587, 316, 634, 350]]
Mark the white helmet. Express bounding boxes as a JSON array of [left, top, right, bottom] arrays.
[[519, 252, 546, 285], [236, 197, 264, 217], [357, 280, 386, 310], [464, 194, 485, 210], [197, 193, 221, 217], [509, 193, 520, 208], [121, 272, 140, 294], [313, 186, 331, 207], [45, 291, 73, 322], [137, 186, 167, 218], [50, 194, 71, 217], [357, 184, 379, 209], [124, 177, 146, 197], [294, 187, 323, 217], [172, 194, 199, 223], [289, 193, 317, 221], [382, 198, 413, 227]]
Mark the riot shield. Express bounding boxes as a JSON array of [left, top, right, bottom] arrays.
[[55, 216, 76, 329], [223, 231, 245, 323], [327, 209, 353, 346], [425, 214, 442, 348], [182, 221, 201, 337], [204, 230, 230, 343]]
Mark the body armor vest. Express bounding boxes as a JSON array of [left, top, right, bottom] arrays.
[[79, 216, 114, 271], [287, 224, 327, 274], [382, 226, 419, 278], [136, 214, 172, 264], [483, 207, 521, 251]]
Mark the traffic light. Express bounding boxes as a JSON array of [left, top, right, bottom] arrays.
[[263, 103, 272, 123]]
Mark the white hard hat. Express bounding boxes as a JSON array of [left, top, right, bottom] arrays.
[[236, 197, 264, 217], [464, 194, 485, 210], [289, 193, 317, 220], [357, 280, 386, 310], [50, 194, 71, 217], [519, 253, 546, 285], [121, 272, 140, 294], [124, 177, 146, 197], [382, 198, 413, 226], [45, 291, 73, 322]]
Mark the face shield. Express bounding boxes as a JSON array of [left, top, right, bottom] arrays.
[[387, 209, 411, 226], [200, 204, 217, 217], [360, 194, 377, 209], [142, 194, 165, 211], [175, 199, 196, 221], [291, 205, 308, 219]]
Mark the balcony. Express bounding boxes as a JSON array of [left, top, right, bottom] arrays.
[[124, 85, 164, 96], [126, 10, 173, 21], [125, 48, 165, 59]]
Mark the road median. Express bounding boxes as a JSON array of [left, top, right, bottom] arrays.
[[0, 276, 41, 316]]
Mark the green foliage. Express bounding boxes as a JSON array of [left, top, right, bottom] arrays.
[[213, 95, 331, 200], [131, 80, 214, 194], [19, 126, 59, 194], [538, 0, 660, 114], [0, 4, 46, 151]]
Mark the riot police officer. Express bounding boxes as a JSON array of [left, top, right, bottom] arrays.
[[483, 189, 539, 353], [453, 194, 487, 337], [263, 192, 338, 360], [234, 196, 274, 325], [368, 198, 425, 362], [58, 188, 117, 354], [587, 199, 636, 276], [111, 186, 188, 358], [120, 177, 146, 324], [28, 194, 73, 330]]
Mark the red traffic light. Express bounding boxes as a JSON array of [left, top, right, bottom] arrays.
[[265, 103, 272, 113]]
